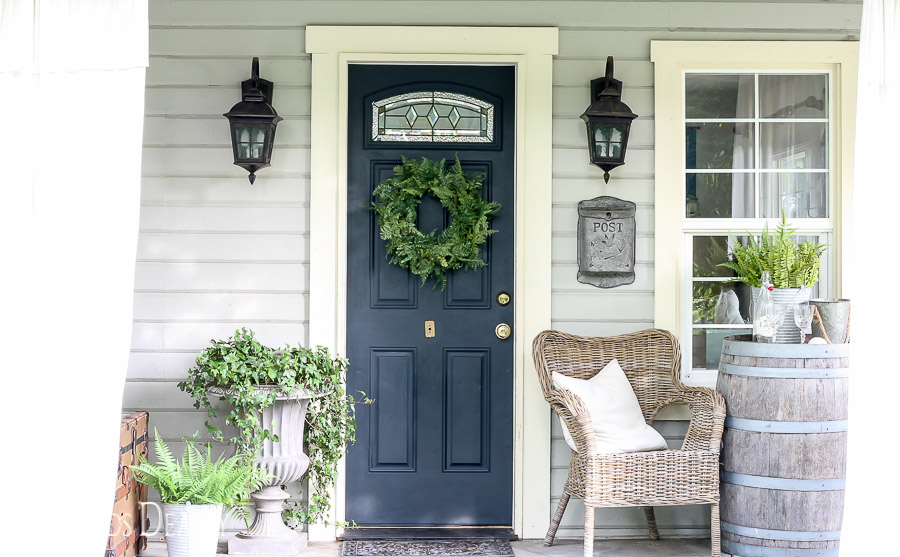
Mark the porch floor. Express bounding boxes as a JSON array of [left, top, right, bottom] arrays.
[[142, 537, 712, 557]]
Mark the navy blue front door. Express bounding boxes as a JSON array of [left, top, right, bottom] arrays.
[[346, 65, 515, 526]]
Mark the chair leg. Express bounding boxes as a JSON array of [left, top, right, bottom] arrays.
[[583, 505, 594, 557], [710, 503, 721, 557], [643, 506, 660, 540], [544, 492, 570, 546]]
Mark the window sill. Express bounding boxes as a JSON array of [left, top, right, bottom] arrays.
[[654, 370, 719, 422], [682, 369, 719, 389]]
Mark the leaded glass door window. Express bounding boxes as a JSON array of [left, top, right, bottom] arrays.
[[372, 92, 494, 142], [682, 72, 834, 380]]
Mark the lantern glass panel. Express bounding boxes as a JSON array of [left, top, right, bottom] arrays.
[[233, 123, 271, 162], [592, 123, 628, 161]]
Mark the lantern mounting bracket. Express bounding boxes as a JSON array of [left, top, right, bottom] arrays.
[[242, 57, 274, 105], [590, 57, 623, 101]]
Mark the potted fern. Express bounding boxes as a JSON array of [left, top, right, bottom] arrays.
[[131, 429, 270, 557], [719, 213, 827, 343]]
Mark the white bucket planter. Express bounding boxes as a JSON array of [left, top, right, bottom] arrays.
[[162, 503, 222, 557]]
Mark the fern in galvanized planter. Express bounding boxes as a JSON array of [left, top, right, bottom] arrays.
[[719, 213, 826, 289]]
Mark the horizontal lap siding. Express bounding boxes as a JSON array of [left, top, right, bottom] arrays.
[[135, 0, 860, 537]]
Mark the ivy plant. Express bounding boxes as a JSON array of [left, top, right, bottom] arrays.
[[719, 212, 827, 289], [177, 328, 362, 525]]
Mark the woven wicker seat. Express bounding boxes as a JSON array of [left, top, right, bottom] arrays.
[[532, 329, 725, 557]]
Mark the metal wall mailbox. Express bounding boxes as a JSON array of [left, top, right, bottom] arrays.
[[576, 196, 636, 288]]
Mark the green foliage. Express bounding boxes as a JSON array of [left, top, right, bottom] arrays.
[[370, 156, 501, 290], [718, 213, 826, 288], [177, 328, 362, 525], [131, 428, 271, 525]]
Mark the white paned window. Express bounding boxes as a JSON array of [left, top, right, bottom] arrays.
[[651, 42, 858, 387], [684, 72, 833, 380]]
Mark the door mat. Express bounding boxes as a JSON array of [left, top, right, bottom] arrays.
[[342, 539, 515, 557]]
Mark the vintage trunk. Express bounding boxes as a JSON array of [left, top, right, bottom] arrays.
[[716, 336, 848, 557], [106, 412, 149, 557]]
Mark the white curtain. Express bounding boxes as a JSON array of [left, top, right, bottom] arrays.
[[0, 1, 147, 553], [843, 1, 900, 553]]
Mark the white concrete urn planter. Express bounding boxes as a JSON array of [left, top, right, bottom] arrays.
[[162, 503, 223, 557], [211, 386, 314, 556]]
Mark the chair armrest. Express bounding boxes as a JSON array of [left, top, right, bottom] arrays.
[[670, 386, 726, 453], [546, 388, 597, 456]]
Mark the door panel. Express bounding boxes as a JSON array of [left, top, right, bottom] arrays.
[[347, 64, 514, 526]]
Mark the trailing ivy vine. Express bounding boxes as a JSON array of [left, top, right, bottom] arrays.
[[177, 328, 361, 525], [371, 156, 500, 290]]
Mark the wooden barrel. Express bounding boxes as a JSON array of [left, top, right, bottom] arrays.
[[716, 335, 849, 557]]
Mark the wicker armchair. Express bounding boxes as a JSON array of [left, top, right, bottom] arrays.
[[532, 329, 725, 557]]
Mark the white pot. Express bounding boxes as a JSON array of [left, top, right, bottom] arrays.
[[162, 503, 222, 557]]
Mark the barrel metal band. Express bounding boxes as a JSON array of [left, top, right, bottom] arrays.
[[721, 521, 842, 542], [719, 363, 849, 379], [722, 339, 849, 358], [721, 471, 845, 491], [722, 540, 839, 557], [725, 417, 848, 434]]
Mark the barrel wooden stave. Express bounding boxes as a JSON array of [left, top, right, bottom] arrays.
[[718, 360, 848, 423], [722, 429, 847, 480], [717, 336, 848, 556], [721, 483, 845, 532]]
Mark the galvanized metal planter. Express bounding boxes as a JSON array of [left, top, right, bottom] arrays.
[[162, 503, 223, 557], [811, 298, 851, 344]]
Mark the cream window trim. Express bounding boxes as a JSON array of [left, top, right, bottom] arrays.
[[651, 41, 858, 372], [306, 26, 557, 542]]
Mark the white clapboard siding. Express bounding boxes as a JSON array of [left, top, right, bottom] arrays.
[[134, 0, 860, 539], [144, 117, 310, 146], [555, 117, 655, 149], [145, 86, 310, 118], [149, 1, 860, 31]]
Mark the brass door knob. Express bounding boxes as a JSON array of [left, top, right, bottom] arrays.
[[495, 323, 511, 340]]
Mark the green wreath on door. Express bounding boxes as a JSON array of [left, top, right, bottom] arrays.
[[370, 156, 501, 290]]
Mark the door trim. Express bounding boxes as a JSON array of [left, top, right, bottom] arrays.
[[306, 26, 557, 541]]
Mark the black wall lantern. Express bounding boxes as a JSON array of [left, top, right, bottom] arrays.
[[580, 56, 638, 183], [224, 57, 282, 184]]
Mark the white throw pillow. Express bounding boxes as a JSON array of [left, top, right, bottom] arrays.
[[552, 359, 668, 455]]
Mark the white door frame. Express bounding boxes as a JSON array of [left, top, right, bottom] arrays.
[[305, 26, 557, 540]]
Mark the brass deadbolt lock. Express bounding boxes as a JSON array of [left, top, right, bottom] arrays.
[[495, 323, 511, 340], [497, 292, 511, 306]]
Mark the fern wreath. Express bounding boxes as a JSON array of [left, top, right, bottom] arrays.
[[370, 156, 501, 290]]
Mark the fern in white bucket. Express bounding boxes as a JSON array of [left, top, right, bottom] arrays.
[[131, 429, 271, 557]]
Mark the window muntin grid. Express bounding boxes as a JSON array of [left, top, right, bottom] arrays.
[[682, 71, 833, 375]]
